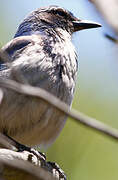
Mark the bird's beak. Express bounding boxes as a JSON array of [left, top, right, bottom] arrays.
[[73, 20, 101, 32]]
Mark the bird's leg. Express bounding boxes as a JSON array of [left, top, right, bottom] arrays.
[[3, 134, 46, 160]]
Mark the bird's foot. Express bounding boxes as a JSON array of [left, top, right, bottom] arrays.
[[47, 162, 67, 180], [3, 134, 46, 160], [17, 144, 67, 179], [17, 145, 67, 179], [2, 135, 66, 179], [16, 141, 46, 161]]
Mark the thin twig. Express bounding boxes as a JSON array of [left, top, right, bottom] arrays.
[[0, 79, 118, 142], [104, 33, 118, 43]]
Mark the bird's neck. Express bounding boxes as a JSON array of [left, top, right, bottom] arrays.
[[14, 21, 47, 38], [14, 21, 72, 42]]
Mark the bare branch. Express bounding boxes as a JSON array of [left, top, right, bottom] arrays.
[[0, 134, 66, 180], [0, 149, 57, 180], [0, 78, 118, 142], [104, 33, 118, 43]]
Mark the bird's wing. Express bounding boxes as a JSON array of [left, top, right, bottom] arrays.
[[0, 34, 48, 85], [1, 36, 33, 61], [0, 36, 34, 71]]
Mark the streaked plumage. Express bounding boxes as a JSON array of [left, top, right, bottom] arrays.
[[0, 5, 101, 147]]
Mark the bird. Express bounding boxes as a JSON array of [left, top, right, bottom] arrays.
[[0, 5, 101, 148]]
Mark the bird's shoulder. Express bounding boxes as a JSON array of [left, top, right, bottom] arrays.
[[1, 35, 44, 60]]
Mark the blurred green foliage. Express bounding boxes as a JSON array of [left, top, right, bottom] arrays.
[[1, 1, 118, 180], [47, 86, 118, 180]]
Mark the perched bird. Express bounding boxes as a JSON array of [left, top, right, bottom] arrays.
[[0, 6, 101, 147]]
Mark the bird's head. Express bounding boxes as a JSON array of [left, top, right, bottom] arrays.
[[15, 5, 101, 38]]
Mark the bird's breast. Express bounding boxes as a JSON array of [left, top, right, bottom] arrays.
[[11, 33, 78, 105], [0, 33, 78, 146]]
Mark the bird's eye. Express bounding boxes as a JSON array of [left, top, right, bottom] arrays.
[[51, 9, 67, 18], [56, 10, 67, 17]]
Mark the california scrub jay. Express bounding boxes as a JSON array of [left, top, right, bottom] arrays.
[[0, 6, 101, 147]]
